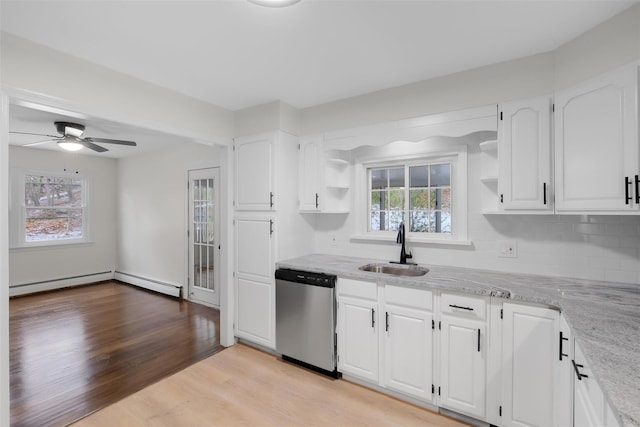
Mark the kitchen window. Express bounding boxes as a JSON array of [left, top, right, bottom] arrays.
[[369, 162, 452, 233], [11, 171, 90, 247], [356, 148, 468, 245]]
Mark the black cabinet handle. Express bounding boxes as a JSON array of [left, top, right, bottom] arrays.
[[449, 304, 474, 311], [270, 191, 274, 208], [635, 175, 639, 204], [543, 182, 547, 205], [477, 329, 481, 352], [572, 360, 589, 380], [559, 331, 569, 361], [315, 193, 319, 209], [625, 177, 632, 204], [269, 220, 274, 236], [371, 309, 375, 328], [385, 312, 389, 332]]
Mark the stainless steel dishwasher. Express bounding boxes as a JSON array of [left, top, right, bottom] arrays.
[[275, 268, 340, 378]]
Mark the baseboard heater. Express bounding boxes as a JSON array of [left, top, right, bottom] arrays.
[[114, 271, 182, 298], [9, 271, 114, 297]]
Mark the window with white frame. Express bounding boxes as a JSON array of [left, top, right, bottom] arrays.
[[360, 149, 467, 244], [13, 172, 89, 246], [369, 162, 452, 233]]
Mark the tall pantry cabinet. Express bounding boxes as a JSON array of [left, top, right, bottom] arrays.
[[234, 131, 312, 349]]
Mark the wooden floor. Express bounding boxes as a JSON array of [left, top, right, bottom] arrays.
[[72, 344, 469, 427], [10, 281, 223, 427]]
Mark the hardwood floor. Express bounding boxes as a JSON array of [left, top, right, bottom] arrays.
[[10, 281, 223, 427], [72, 344, 469, 427]]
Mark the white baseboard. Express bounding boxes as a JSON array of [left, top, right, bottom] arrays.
[[9, 271, 114, 297], [114, 271, 182, 298]]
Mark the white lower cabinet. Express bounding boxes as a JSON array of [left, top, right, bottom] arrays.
[[573, 342, 621, 427], [383, 286, 434, 403], [439, 317, 487, 419], [336, 280, 621, 427], [501, 302, 559, 427], [438, 292, 488, 420], [337, 295, 379, 382]]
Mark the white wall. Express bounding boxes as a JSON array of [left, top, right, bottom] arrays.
[[314, 136, 640, 284], [116, 142, 223, 288], [8, 146, 118, 286], [305, 4, 640, 285], [0, 32, 234, 142]]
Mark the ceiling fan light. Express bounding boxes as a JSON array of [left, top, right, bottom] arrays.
[[247, 0, 301, 7], [58, 141, 83, 152], [65, 126, 84, 138]]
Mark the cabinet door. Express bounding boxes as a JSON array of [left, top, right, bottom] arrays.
[[298, 136, 321, 212], [558, 315, 573, 427], [384, 305, 434, 402], [573, 342, 621, 427], [502, 303, 559, 427], [337, 296, 379, 383], [235, 133, 274, 211], [555, 64, 639, 212], [439, 317, 486, 419], [499, 96, 552, 211], [235, 216, 275, 348]]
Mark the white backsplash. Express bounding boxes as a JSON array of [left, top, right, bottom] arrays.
[[312, 144, 640, 285]]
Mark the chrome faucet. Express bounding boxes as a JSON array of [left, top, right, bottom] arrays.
[[394, 221, 413, 264]]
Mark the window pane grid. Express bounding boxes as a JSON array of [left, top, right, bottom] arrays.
[[370, 163, 451, 234]]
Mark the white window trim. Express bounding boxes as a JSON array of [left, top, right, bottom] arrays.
[[9, 169, 92, 248], [351, 147, 469, 246]]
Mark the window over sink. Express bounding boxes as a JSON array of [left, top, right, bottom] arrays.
[[354, 145, 468, 245]]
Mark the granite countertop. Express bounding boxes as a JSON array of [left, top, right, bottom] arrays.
[[276, 254, 640, 427]]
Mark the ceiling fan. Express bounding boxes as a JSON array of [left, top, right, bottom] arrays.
[[10, 121, 137, 153]]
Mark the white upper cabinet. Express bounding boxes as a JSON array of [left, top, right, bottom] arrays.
[[235, 133, 275, 211], [298, 136, 351, 213], [298, 136, 321, 212], [554, 63, 639, 213], [499, 96, 553, 212]]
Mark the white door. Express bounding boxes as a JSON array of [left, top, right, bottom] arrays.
[[439, 317, 486, 419], [298, 136, 321, 212], [235, 133, 274, 211], [384, 305, 434, 402], [188, 168, 220, 307], [554, 64, 639, 212], [499, 96, 552, 211], [502, 303, 559, 427], [235, 216, 275, 348], [337, 296, 379, 383]]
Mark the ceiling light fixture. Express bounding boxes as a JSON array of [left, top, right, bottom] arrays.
[[247, 0, 301, 7], [58, 136, 83, 152]]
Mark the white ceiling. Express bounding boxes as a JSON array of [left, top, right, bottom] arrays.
[[1, 0, 637, 158]]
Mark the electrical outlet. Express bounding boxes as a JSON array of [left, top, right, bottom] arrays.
[[498, 240, 517, 258], [330, 236, 339, 247]]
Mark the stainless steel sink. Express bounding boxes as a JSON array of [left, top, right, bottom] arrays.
[[358, 263, 429, 277]]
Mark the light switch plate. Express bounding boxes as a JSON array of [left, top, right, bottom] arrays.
[[498, 240, 518, 258]]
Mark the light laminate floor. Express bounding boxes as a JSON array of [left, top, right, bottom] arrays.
[[72, 344, 469, 427]]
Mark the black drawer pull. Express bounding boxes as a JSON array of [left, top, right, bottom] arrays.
[[572, 360, 589, 380], [477, 329, 481, 352], [543, 182, 547, 205], [371, 308, 375, 328], [270, 191, 274, 208], [449, 304, 474, 311], [635, 175, 639, 204], [315, 192, 319, 209], [385, 312, 389, 332]]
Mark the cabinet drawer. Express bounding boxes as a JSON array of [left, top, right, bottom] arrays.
[[338, 278, 377, 300], [440, 293, 487, 320], [385, 285, 432, 311]]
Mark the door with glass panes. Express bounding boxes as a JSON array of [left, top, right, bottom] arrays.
[[188, 168, 220, 306]]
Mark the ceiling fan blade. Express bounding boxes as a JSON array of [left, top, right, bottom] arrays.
[[10, 131, 59, 138], [84, 137, 136, 146], [80, 140, 109, 153], [23, 139, 59, 147]]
